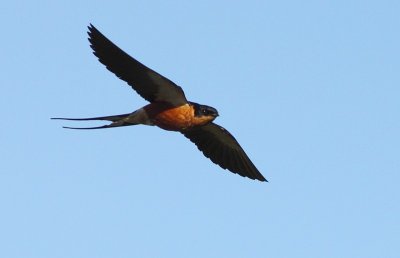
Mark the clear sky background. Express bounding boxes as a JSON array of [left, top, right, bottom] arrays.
[[1, 1, 399, 257]]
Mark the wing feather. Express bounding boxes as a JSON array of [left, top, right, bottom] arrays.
[[182, 123, 266, 181], [88, 24, 187, 106]]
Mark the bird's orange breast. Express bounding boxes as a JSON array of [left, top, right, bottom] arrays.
[[144, 103, 214, 131]]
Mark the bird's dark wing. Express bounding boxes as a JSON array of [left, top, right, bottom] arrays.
[[182, 123, 266, 182], [88, 24, 187, 106]]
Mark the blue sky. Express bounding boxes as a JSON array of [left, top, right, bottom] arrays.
[[1, 0, 399, 257]]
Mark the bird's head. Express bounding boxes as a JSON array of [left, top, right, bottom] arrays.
[[190, 102, 219, 125]]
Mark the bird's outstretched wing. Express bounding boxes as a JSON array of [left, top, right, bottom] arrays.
[[182, 123, 266, 181], [88, 24, 187, 106]]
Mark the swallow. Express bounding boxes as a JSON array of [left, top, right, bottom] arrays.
[[52, 24, 267, 182]]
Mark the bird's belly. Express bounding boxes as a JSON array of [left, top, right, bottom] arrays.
[[150, 104, 195, 131]]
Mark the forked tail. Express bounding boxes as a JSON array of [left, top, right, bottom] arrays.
[[51, 113, 134, 129]]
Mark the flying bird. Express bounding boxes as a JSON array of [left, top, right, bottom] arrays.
[[52, 24, 266, 182]]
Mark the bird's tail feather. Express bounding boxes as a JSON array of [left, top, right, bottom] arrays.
[[51, 113, 131, 122], [51, 113, 134, 130]]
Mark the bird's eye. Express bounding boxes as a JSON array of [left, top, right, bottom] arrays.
[[202, 109, 207, 114]]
